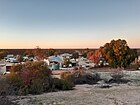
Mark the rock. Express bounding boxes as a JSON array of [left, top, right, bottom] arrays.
[[95, 83, 112, 88], [99, 84, 112, 88], [97, 80, 105, 84], [53, 102, 56, 105]]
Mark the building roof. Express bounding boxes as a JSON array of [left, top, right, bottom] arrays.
[[48, 56, 63, 63]]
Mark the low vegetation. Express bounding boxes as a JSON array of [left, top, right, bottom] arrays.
[[109, 70, 126, 83], [0, 61, 74, 96], [61, 69, 101, 85]]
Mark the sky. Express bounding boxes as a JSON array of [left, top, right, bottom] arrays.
[[0, 0, 140, 49]]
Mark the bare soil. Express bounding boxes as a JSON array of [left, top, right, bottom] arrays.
[[7, 84, 140, 105]]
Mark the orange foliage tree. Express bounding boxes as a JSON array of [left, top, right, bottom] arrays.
[[87, 50, 102, 65]]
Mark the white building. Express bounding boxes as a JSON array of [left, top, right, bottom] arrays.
[[60, 53, 72, 59], [0, 63, 14, 75], [45, 55, 63, 70], [78, 57, 95, 69]]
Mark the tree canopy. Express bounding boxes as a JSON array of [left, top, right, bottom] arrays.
[[100, 39, 136, 68], [87, 50, 102, 65]]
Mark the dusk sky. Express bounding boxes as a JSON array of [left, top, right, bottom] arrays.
[[0, 0, 140, 49]]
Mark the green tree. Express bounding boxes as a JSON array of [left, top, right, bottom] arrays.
[[47, 48, 56, 56], [81, 48, 90, 58], [100, 39, 136, 68]]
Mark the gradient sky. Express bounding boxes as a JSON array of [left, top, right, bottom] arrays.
[[0, 0, 140, 49]]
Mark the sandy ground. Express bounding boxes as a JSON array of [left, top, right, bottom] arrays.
[[7, 84, 140, 105]]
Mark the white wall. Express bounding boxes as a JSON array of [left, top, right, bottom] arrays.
[[0, 66, 6, 74]]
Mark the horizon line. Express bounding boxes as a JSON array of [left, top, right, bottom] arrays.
[[0, 47, 140, 50]]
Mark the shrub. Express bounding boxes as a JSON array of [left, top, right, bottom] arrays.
[[6, 61, 52, 95], [61, 71, 101, 85], [71, 73, 87, 84], [127, 63, 139, 70], [109, 70, 127, 83], [85, 72, 101, 84], [4, 61, 74, 95], [60, 71, 72, 81], [0, 77, 10, 96], [50, 78, 74, 91], [29, 79, 44, 94], [110, 71, 124, 80]]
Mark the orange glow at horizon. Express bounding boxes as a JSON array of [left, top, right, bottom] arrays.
[[0, 39, 139, 49]]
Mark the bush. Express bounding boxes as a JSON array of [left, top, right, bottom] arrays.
[[50, 78, 74, 91], [5, 61, 52, 95], [109, 70, 127, 83], [61, 71, 101, 85], [85, 72, 101, 84], [0, 77, 10, 96], [60, 71, 72, 81], [3, 61, 74, 95], [110, 71, 124, 80], [29, 79, 44, 94], [127, 63, 139, 70]]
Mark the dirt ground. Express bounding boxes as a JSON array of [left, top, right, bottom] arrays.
[[6, 84, 140, 105]]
